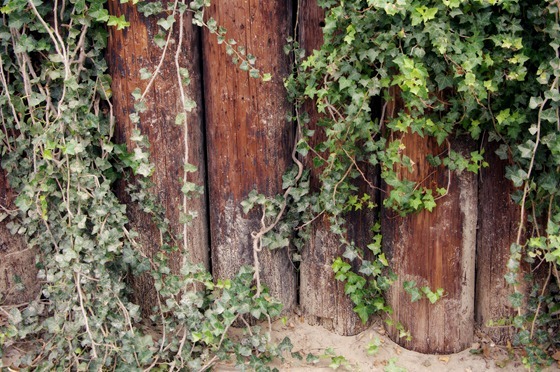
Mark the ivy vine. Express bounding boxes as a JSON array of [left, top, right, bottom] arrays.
[[0, 0, 559, 370], [0, 0, 288, 370], [280, 0, 560, 368]]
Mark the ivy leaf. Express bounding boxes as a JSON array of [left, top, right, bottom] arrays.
[[344, 24, 356, 44], [175, 112, 185, 125], [249, 68, 260, 79], [157, 15, 175, 31], [107, 15, 130, 30], [181, 182, 197, 195], [239, 60, 249, 71], [404, 281, 422, 302], [306, 353, 320, 364], [353, 304, 370, 324], [422, 195, 437, 212], [332, 257, 351, 274], [409, 196, 423, 210], [135, 163, 154, 177], [509, 291, 524, 308], [139, 68, 152, 80], [342, 247, 358, 261], [184, 163, 198, 173]]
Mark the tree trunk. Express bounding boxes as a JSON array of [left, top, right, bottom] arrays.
[[0, 170, 39, 305], [382, 89, 477, 352], [201, 1, 296, 311], [107, 3, 209, 313], [298, 0, 374, 335], [476, 140, 524, 343]]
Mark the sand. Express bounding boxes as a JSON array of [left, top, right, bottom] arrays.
[[218, 316, 559, 371]]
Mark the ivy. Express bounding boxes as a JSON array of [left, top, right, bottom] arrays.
[[0, 0, 285, 369], [1, 0, 560, 369], [281, 0, 560, 368]]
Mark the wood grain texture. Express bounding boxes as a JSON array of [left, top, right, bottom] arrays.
[[381, 88, 477, 352], [475, 140, 523, 343], [202, 0, 296, 311], [0, 169, 39, 305], [298, 0, 374, 335], [382, 131, 477, 353], [107, 2, 209, 312]]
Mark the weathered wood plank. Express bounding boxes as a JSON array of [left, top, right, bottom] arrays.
[[202, 1, 296, 311], [475, 140, 524, 343], [382, 96, 477, 352], [298, 0, 374, 335], [107, 3, 209, 312]]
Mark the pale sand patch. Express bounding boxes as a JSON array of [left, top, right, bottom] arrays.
[[218, 316, 559, 371]]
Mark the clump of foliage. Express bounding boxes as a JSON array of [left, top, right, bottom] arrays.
[[0, 0, 286, 370], [281, 0, 559, 368], [1, 0, 559, 370]]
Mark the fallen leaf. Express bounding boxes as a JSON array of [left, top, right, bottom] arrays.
[[552, 351, 560, 361], [438, 356, 450, 363]]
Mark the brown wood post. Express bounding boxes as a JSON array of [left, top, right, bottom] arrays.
[[201, 1, 296, 311], [107, 3, 209, 312], [476, 140, 524, 343], [0, 170, 39, 305], [297, 0, 375, 335], [381, 91, 477, 352]]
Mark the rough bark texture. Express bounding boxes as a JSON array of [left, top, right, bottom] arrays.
[[107, 3, 209, 313], [298, 0, 374, 336], [202, 1, 296, 311], [0, 170, 39, 305], [381, 88, 477, 353], [475, 140, 523, 343]]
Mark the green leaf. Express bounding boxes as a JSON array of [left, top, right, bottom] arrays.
[[175, 112, 186, 125], [107, 15, 130, 30], [157, 15, 175, 31], [139, 68, 152, 80], [422, 195, 437, 212], [184, 163, 198, 173], [306, 353, 320, 364], [249, 68, 260, 79], [239, 61, 249, 71]]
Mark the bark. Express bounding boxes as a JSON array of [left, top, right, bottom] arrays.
[[107, 3, 209, 313], [475, 140, 524, 344], [297, 0, 374, 335], [0, 170, 39, 305], [202, 1, 296, 311]]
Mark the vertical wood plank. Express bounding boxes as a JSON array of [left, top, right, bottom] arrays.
[[476, 140, 523, 343], [202, 1, 296, 311], [107, 3, 209, 312], [298, 0, 374, 335], [381, 88, 477, 352]]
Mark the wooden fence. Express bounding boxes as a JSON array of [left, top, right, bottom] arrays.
[[0, 0, 524, 354]]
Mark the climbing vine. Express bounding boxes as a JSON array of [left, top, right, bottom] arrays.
[[0, 0, 288, 370], [281, 0, 559, 368], [0, 0, 559, 370]]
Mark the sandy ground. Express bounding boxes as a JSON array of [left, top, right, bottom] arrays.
[[219, 316, 560, 371]]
